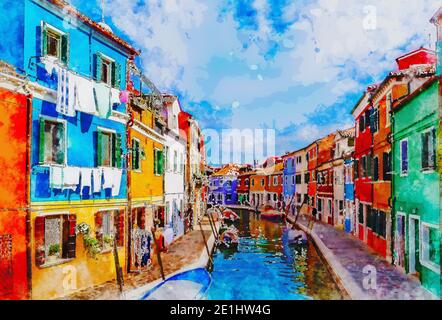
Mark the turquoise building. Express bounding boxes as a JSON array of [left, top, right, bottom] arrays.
[[392, 78, 441, 298]]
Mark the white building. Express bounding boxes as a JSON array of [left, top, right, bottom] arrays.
[[163, 95, 186, 244], [332, 128, 355, 228]]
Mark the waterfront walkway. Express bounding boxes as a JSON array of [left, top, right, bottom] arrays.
[[61, 218, 215, 300], [291, 214, 436, 300]]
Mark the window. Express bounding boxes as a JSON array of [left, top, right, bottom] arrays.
[[372, 106, 379, 133], [267, 194, 271, 201], [361, 156, 366, 177], [94, 52, 121, 88], [261, 179, 265, 186], [318, 198, 323, 212], [252, 179, 255, 186], [154, 149, 164, 175], [291, 175, 295, 185], [173, 150, 178, 172], [373, 157, 379, 181], [421, 128, 436, 171], [273, 176, 278, 186], [385, 92, 392, 127], [226, 194, 232, 201], [42, 22, 69, 64], [34, 214, 76, 267], [359, 115, 365, 133], [306, 153, 310, 162], [365, 109, 371, 130], [354, 159, 359, 180], [132, 138, 141, 171], [358, 203, 364, 224], [421, 223, 440, 270], [273, 194, 277, 201], [400, 140, 408, 175], [97, 129, 122, 168], [39, 119, 66, 165], [245, 179, 249, 187], [95, 210, 125, 249], [296, 174, 302, 184], [304, 172, 310, 183], [383, 152, 392, 181]]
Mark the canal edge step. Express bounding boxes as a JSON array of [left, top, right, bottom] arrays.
[[288, 215, 371, 300]]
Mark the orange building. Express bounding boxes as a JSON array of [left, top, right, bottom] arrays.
[[306, 141, 318, 216], [264, 162, 284, 210], [0, 86, 30, 299]]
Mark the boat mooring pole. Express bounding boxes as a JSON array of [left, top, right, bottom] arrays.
[[207, 211, 219, 240], [113, 237, 124, 298], [198, 220, 213, 265], [151, 227, 166, 281]]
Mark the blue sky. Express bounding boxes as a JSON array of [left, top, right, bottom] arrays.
[[72, 0, 439, 164]]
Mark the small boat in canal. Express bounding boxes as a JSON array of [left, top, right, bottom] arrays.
[[218, 229, 239, 249], [140, 268, 212, 300], [221, 209, 240, 222], [260, 209, 285, 222]]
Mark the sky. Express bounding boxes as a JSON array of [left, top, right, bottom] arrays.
[[71, 0, 440, 165]]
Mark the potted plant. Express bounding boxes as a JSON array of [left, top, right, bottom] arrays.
[[83, 234, 101, 259], [47, 244, 60, 263], [103, 234, 113, 251]]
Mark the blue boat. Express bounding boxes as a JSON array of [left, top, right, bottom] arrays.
[[140, 268, 212, 300]]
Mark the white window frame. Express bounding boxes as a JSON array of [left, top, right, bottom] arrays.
[[40, 115, 68, 166], [421, 126, 436, 173], [132, 137, 141, 172], [420, 222, 440, 274]]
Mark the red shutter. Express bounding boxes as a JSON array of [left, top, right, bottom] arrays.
[[95, 212, 103, 243], [62, 215, 77, 259], [34, 216, 46, 266], [114, 209, 125, 247]]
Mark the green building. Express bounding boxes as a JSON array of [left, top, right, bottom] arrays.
[[392, 78, 441, 298]]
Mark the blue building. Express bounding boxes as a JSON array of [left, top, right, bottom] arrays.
[[282, 152, 296, 210], [208, 164, 240, 206], [0, 0, 139, 299], [344, 157, 355, 233]]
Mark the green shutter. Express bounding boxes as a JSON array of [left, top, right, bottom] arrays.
[[42, 23, 48, 56], [95, 53, 102, 81], [97, 131, 102, 166], [61, 33, 69, 65], [159, 150, 164, 174], [39, 118, 46, 164], [111, 62, 121, 88], [154, 149, 158, 175], [112, 133, 122, 168]]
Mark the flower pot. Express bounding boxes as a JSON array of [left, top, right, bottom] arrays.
[[47, 255, 58, 263]]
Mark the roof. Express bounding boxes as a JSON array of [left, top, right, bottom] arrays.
[[392, 76, 438, 113], [336, 127, 355, 139], [46, 0, 140, 55], [395, 47, 436, 63], [211, 163, 242, 177], [430, 7, 442, 24]]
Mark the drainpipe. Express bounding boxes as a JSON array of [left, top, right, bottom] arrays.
[[25, 94, 33, 300], [126, 57, 133, 273], [390, 103, 396, 266]]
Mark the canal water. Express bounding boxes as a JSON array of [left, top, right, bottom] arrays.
[[207, 209, 343, 300]]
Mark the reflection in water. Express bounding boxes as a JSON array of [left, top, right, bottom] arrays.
[[207, 210, 342, 300]]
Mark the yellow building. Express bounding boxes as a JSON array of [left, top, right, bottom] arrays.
[[127, 93, 165, 271]]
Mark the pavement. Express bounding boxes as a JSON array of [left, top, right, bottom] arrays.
[[291, 214, 436, 300], [60, 218, 215, 300]]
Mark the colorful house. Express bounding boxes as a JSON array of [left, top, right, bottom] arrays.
[[293, 148, 308, 214], [0, 78, 30, 300], [250, 171, 267, 209], [370, 48, 436, 260], [282, 152, 297, 211], [236, 165, 253, 205], [207, 163, 240, 206], [392, 77, 440, 297], [0, 0, 139, 299], [163, 95, 186, 243], [126, 80, 166, 272], [316, 133, 336, 225], [352, 86, 376, 243], [306, 141, 318, 216], [343, 155, 355, 234], [264, 162, 284, 210], [332, 129, 355, 228]]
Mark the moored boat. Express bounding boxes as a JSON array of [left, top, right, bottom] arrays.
[[140, 268, 212, 300]]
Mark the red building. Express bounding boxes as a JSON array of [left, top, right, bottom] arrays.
[[369, 47, 436, 260], [264, 162, 284, 210], [316, 133, 336, 225], [0, 86, 30, 299], [237, 165, 254, 205], [352, 86, 377, 243], [306, 141, 318, 217]]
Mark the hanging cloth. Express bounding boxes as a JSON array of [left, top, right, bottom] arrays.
[[94, 82, 112, 118], [80, 168, 93, 194], [63, 166, 80, 191], [49, 165, 63, 189], [74, 74, 97, 115], [111, 169, 122, 197], [56, 66, 75, 117], [92, 167, 103, 193]]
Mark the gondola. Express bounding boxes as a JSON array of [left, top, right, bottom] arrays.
[[140, 268, 212, 300]]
